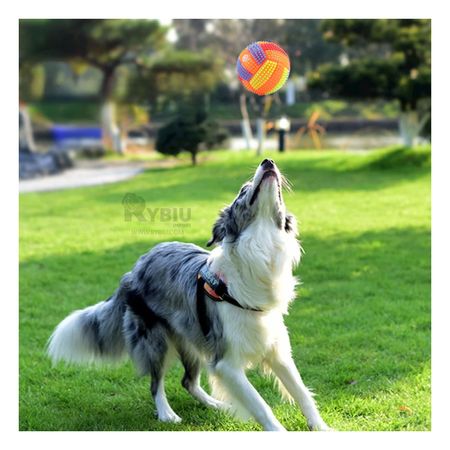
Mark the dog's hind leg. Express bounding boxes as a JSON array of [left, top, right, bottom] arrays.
[[177, 343, 227, 410], [125, 311, 181, 423], [150, 342, 182, 423]]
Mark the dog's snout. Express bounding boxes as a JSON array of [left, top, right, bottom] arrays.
[[261, 159, 275, 170]]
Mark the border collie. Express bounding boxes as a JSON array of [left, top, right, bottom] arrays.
[[48, 158, 330, 431]]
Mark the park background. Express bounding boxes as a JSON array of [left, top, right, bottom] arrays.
[[19, 19, 431, 431]]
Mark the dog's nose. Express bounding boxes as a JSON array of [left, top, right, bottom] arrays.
[[261, 159, 275, 170]]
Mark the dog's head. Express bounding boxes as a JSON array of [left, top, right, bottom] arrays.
[[207, 159, 297, 247]]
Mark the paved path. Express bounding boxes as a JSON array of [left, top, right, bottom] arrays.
[[19, 160, 147, 193]]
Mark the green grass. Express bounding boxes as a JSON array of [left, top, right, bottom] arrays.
[[19, 147, 431, 431]]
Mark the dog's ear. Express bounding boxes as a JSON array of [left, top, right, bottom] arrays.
[[207, 207, 230, 247], [285, 212, 298, 236]]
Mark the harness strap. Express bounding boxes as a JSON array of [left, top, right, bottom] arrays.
[[197, 265, 262, 312], [196, 275, 211, 337]]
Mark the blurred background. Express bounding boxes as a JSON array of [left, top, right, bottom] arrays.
[[19, 20, 432, 430], [19, 19, 431, 181]]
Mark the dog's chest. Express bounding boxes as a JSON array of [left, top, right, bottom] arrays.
[[220, 308, 285, 365]]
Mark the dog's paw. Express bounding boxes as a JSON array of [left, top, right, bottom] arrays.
[[158, 410, 182, 423], [206, 398, 229, 410], [207, 398, 234, 412], [308, 421, 334, 431]]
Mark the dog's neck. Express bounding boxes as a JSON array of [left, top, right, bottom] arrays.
[[208, 217, 300, 313]]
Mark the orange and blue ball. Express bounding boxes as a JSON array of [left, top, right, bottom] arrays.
[[236, 41, 290, 96]]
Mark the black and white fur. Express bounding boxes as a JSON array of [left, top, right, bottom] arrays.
[[48, 159, 330, 431]]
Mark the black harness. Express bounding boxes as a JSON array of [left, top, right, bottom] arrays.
[[197, 265, 262, 312]]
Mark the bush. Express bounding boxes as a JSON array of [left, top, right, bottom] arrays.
[[155, 108, 228, 165]]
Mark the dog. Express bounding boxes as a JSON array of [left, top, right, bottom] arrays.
[[47, 158, 330, 431]]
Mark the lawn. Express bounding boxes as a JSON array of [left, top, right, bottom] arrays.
[[19, 147, 431, 431]]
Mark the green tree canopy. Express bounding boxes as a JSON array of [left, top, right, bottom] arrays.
[[20, 19, 167, 100], [308, 19, 431, 146], [128, 50, 223, 114], [172, 19, 343, 77], [19, 19, 168, 152], [309, 19, 431, 111]]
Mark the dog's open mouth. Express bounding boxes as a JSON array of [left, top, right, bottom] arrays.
[[250, 170, 280, 205]]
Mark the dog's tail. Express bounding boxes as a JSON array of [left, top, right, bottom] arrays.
[[47, 283, 129, 365]]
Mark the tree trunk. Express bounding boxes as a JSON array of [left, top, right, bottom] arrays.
[[256, 118, 266, 156], [239, 93, 253, 150], [101, 102, 125, 154], [191, 150, 197, 166], [398, 110, 430, 148], [100, 67, 116, 101], [255, 96, 272, 156], [19, 104, 36, 153], [285, 79, 296, 105], [100, 68, 125, 154]]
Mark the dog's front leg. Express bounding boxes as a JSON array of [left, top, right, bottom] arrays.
[[213, 360, 286, 431], [268, 354, 330, 431]]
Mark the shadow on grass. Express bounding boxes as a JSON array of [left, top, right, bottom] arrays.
[[20, 226, 430, 430], [90, 152, 431, 210]]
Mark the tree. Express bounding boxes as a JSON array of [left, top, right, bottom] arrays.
[[283, 20, 343, 75], [155, 105, 228, 165], [171, 19, 343, 153], [172, 19, 210, 51], [172, 20, 280, 153], [131, 48, 226, 165], [130, 50, 223, 106], [19, 63, 45, 153], [19, 19, 167, 152], [308, 19, 431, 147]]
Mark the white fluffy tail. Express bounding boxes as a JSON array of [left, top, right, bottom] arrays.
[[47, 294, 126, 365]]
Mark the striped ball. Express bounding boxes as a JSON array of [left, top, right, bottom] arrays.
[[236, 41, 290, 96]]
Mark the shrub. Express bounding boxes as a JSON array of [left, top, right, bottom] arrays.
[[155, 108, 228, 165]]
